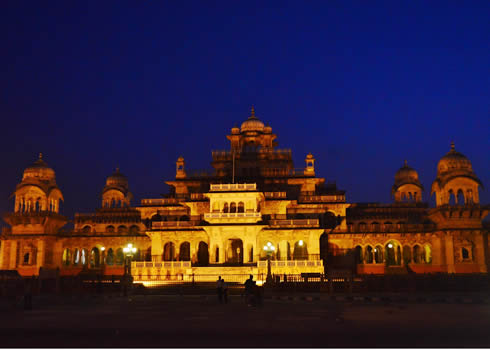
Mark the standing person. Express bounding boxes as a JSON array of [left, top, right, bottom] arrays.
[[244, 274, 255, 306], [216, 276, 223, 303], [222, 279, 228, 304]]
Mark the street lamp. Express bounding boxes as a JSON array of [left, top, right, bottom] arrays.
[[263, 242, 275, 284], [122, 243, 137, 296]]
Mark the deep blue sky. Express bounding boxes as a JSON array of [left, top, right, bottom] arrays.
[[1, 1, 489, 221]]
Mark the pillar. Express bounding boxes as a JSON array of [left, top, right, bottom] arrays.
[[444, 233, 455, 273], [190, 241, 198, 263], [36, 240, 45, 268], [9, 240, 17, 269], [53, 241, 63, 269], [431, 234, 443, 266], [278, 241, 289, 261], [0, 241, 5, 269], [473, 231, 488, 273]]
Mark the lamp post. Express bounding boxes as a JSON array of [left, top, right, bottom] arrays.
[[122, 243, 137, 296], [263, 242, 275, 284]]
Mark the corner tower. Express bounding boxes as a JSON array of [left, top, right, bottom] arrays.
[[392, 160, 423, 202], [3, 154, 67, 234], [431, 142, 483, 206], [102, 168, 133, 207]]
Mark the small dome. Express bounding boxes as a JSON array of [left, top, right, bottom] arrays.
[[437, 142, 473, 175], [106, 168, 128, 188], [393, 160, 423, 191], [240, 107, 264, 133], [22, 153, 55, 181]]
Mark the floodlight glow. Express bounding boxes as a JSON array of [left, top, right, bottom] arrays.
[[388, 243, 393, 248], [267, 242, 272, 247], [299, 240, 304, 246]]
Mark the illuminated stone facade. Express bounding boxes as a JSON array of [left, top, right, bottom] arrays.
[[1, 109, 488, 279]]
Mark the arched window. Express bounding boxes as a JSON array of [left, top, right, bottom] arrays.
[[462, 247, 469, 260], [396, 222, 405, 231], [81, 249, 88, 265], [73, 249, 80, 265], [62, 248, 71, 266], [117, 225, 127, 234], [23, 252, 30, 265], [372, 222, 380, 232], [364, 246, 374, 263], [82, 225, 91, 233], [129, 225, 140, 234], [230, 202, 237, 213], [106, 225, 115, 233], [359, 222, 367, 232], [385, 241, 400, 266], [384, 222, 393, 232], [457, 189, 465, 205], [237, 202, 245, 213], [163, 242, 175, 261], [145, 247, 151, 261], [223, 203, 229, 213], [413, 245, 422, 263], [179, 242, 190, 261], [293, 241, 308, 260], [115, 248, 124, 265], [448, 190, 456, 205], [374, 245, 383, 263], [423, 245, 432, 264], [106, 248, 114, 265], [90, 247, 100, 268]]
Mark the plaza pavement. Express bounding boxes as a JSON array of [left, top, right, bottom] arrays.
[[1, 292, 490, 347]]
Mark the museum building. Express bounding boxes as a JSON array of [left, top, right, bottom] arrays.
[[1, 108, 488, 280]]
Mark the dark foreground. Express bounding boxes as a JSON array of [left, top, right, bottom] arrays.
[[1, 294, 490, 348]]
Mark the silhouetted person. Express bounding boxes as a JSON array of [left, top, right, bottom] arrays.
[[217, 276, 223, 303], [244, 275, 255, 306]]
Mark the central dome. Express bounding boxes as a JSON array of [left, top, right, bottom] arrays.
[[240, 107, 264, 133], [393, 160, 423, 190], [437, 142, 473, 175], [22, 153, 56, 181], [106, 168, 128, 189]]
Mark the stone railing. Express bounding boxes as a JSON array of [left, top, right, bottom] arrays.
[[268, 219, 319, 227], [141, 198, 179, 206], [204, 212, 261, 220], [132, 261, 192, 269], [210, 183, 256, 192], [151, 221, 199, 229], [298, 195, 345, 203], [257, 260, 323, 268], [264, 192, 287, 199]]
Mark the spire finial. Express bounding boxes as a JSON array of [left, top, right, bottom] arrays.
[[39, 153, 43, 160], [404, 159, 407, 167], [450, 141, 455, 150], [250, 105, 255, 118], [116, 167, 120, 173]]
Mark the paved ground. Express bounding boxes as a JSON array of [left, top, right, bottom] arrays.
[[1, 294, 490, 347]]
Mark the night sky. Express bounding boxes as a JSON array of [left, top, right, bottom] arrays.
[[1, 1, 489, 223]]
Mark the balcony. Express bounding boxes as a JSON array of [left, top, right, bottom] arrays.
[[268, 219, 319, 228], [204, 212, 262, 224], [141, 198, 179, 206], [264, 192, 287, 199], [210, 183, 257, 192], [151, 221, 199, 229], [299, 195, 345, 203]]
